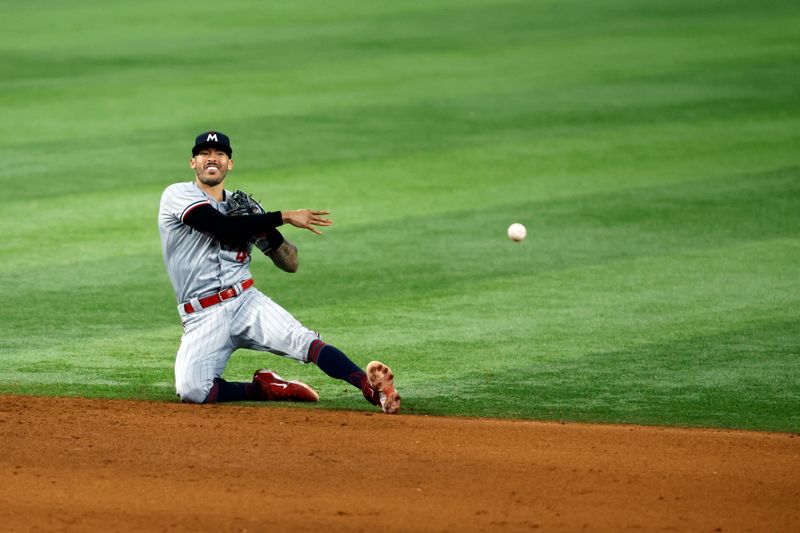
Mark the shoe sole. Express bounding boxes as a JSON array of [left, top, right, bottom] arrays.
[[366, 361, 401, 414]]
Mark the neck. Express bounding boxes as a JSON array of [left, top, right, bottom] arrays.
[[195, 178, 225, 202]]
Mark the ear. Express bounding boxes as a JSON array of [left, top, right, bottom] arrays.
[[190, 157, 197, 169], [227, 159, 234, 170]]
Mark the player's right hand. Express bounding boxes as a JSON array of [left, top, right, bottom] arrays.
[[281, 209, 332, 234]]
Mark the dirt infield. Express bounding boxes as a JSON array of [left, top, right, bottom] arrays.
[[1, 396, 798, 532]]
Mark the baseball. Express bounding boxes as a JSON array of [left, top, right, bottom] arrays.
[[507, 223, 526, 242]]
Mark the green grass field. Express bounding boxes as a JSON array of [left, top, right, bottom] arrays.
[[2, 0, 798, 431]]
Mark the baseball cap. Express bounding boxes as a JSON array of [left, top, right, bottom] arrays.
[[192, 131, 232, 157]]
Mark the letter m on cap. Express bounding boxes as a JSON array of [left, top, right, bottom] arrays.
[[207, 133, 218, 142]]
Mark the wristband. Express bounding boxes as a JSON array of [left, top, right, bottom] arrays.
[[257, 229, 285, 253]]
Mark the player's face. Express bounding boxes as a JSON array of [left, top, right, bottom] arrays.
[[191, 148, 233, 186]]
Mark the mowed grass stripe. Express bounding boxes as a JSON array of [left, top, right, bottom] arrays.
[[4, 101, 798, 223], [4, 164, 797, 295], [3, 1, 797, 170]]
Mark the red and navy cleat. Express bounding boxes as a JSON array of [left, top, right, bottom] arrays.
[[252, 369, 319, 402], [366, 361, 401, 414]]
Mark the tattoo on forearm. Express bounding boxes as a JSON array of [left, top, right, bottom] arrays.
[[267, 240, 298, 273]]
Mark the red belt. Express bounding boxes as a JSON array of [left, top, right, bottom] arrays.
[[183, 278, 254, 314]]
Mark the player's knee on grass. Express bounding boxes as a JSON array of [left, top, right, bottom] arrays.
[[175, 379, 213, 404]]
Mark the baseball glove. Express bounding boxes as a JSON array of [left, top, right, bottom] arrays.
[[226, 189, 265, 217], [226, 189, 284, 253]]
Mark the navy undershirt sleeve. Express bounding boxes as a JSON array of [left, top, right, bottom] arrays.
[[183, 203, 283, 244]]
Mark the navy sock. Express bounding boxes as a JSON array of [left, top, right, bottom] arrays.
[[308, 340, 366, 389], [204, 377, 257, 403]]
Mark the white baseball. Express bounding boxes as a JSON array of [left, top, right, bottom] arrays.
[[507, 223, 526, 242]]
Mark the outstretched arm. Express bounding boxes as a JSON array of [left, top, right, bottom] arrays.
[[184, 205, 332, 243]]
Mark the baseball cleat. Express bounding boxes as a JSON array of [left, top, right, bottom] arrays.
[[366, 361, 401, 414], [252, 369, 319, 402]]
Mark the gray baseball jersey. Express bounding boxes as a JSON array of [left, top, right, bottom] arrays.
[[159, 182, 252, 303], [158, 181, 321, 403]]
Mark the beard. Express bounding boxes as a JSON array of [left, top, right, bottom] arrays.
[[195, 168, 227, 186]]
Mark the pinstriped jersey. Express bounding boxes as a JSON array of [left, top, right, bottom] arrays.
[[158, 181, 253, 303]]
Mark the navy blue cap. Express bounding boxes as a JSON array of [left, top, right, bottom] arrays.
[[192, 131, 232, 157]]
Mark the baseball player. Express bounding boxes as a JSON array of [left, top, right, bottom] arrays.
[[157, 131, 400, 413]]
